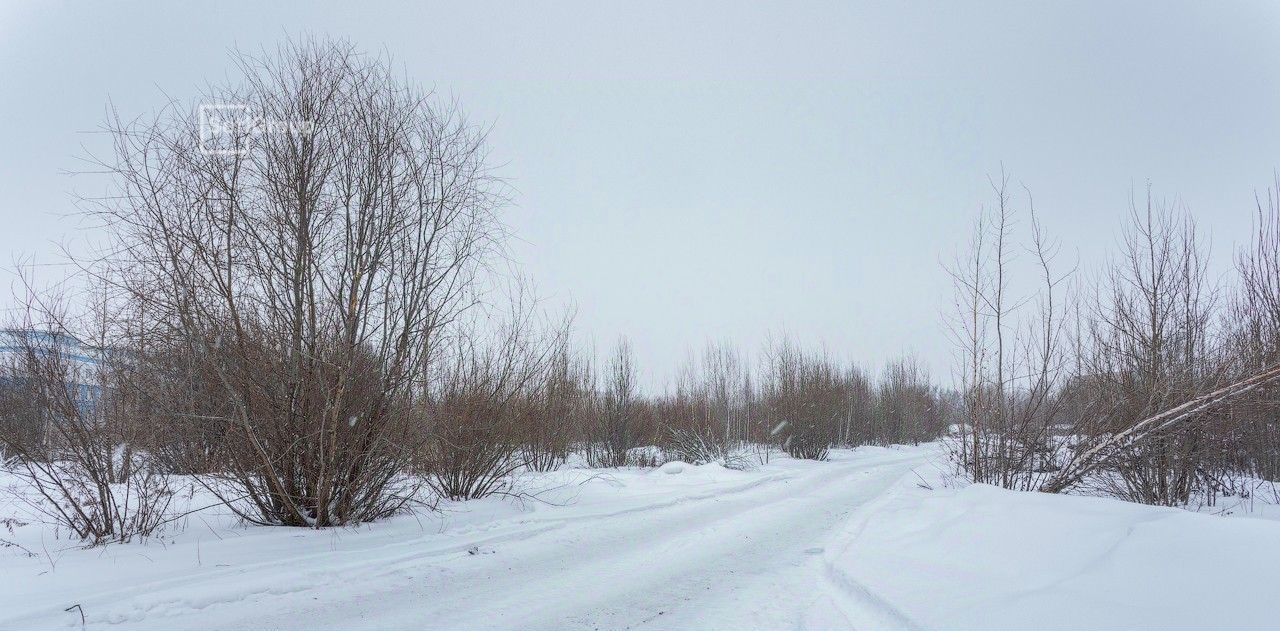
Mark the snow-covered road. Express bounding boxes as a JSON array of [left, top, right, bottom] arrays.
[[233, 450, 925, 631], [0, 448, 931, 630], [7, 445, 1280, 630]]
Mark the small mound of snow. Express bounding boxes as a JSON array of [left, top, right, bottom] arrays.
[[656, 461, 689, 475]]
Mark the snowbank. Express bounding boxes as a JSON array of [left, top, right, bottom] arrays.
[[829, 481, 1280, 630]]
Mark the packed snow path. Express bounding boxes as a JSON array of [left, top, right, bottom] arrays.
[[231, 450, 926, 631], [0, 449, 929, 630]]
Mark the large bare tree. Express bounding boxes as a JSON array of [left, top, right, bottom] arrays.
[[83, 37, 503, 526]]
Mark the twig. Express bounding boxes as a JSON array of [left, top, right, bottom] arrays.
[[64, 604, 85, 629]]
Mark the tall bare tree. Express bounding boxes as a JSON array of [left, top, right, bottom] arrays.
[[946, 172, 1073, 490], [1065, 192, 1224, 504], [1229, 179, 1280, 480], [82, 37, 503, 526]]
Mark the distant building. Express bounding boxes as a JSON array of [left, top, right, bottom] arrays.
[[0, 329, 103, 416]]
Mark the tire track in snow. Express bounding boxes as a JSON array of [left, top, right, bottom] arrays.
[[814, 464, 928, 631]]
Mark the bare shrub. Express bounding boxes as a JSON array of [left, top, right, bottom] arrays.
[[585, 338, 641, 467], [520, 345, 592, 473], [665, 426, 751, 470], [420, 301, 562, 500], [657, 341, 758, 467], [420, 345, 524, 501], [1041, 187, 1280, 500], [0, 308, 172, 545], [82, 37, 502, 526], [874, 356, 944, 446], [762, 341, 844, 461], [835, 365, 875, 447], [944, 179, 1280, 503]]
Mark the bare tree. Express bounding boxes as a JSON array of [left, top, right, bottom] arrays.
[[1044, 185, 1280, 497], [1060, 192, 1224, 504], [586, 338, 641, 467], [1228, 179, 1280, 480], [81, 37, 503, 526], [945, 172, 1073, 490]]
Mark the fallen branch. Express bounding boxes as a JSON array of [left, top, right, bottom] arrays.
[[1040, 363, 1280, 494]]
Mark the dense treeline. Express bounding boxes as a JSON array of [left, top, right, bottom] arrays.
[[0, 309, 948, 543]]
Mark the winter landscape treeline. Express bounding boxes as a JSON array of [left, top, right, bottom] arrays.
[[1, 37, 1278, 545], [948, 172, 1280, 507]]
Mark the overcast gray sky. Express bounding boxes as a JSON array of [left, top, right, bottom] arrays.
[[2, 1, 1278, 389]]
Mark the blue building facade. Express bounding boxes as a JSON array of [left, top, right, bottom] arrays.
[[0, 329, 103, 417]]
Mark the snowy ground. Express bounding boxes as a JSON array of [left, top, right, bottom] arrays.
[[2, 444, 1279, 630]]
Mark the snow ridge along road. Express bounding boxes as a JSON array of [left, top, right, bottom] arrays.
[[0, 447, 933, 630]]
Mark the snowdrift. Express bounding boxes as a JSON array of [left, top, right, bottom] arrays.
[[829, 481, 1280, 630]]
